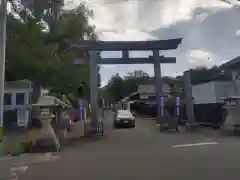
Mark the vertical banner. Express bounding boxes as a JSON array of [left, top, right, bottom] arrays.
[[160, 96, 164, 116], [176, 96, 180, 116], [79, 100, 85, 121]]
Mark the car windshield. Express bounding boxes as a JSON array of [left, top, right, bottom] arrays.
[[117, 110, 131, 116]]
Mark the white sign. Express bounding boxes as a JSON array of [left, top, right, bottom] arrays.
[[160, 96, 164, 107]]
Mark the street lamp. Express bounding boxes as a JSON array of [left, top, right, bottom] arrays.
[[0, 0, 7, 141]]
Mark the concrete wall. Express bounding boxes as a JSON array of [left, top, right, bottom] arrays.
[[192, 81, 234, 104], [214, 81, 234, 102], [192, 81, 216, 104]]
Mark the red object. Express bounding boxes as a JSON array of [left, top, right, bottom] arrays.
[[67, 109, 74, 124]]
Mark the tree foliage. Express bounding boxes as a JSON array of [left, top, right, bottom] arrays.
[[6, 1, 96, 97], [102, 70, 151, 102], [102, 66, 232, 103]]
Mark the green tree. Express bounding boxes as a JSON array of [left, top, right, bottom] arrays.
[[102, 70, 151, 102], [6, 2, 96, 98]]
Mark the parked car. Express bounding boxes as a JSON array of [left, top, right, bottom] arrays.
[[114, 110, 135, 128]]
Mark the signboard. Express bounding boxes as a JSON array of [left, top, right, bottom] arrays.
[[160, 96, 164, 107], [79, 100, 85, 121], [160, 96, 164, 116], [176, 96, 180, 107], [176, 96, 180, 116]]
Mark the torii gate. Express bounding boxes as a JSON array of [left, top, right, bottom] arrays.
[[69, 39, 182, 134]]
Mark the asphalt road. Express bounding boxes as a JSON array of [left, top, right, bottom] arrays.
[[10, 114, 240, 180]]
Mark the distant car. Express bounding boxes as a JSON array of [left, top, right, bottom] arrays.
[[114, 110, 135, 128]]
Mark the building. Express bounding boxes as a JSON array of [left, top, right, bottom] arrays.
[[120, 84, 172, 104], [192, 81, 234, 104], [4, 80, 33, 127], [191, 55, 240, 104]]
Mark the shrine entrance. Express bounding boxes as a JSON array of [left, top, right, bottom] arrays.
[[69, 39, 182, 134]]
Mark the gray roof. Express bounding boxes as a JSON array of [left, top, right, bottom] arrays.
[[137, 84, 171, 94], [5, 79, 33, 89], [221, 56, 240, 68]]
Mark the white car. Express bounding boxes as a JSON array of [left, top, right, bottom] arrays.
[[114, 110, 135, 128]]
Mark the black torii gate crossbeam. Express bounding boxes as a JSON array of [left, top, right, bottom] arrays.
[[68, 38, 182, 51]]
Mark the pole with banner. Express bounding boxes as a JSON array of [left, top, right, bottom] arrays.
[[79, 100, 85, 121], [0, 0, 7, 142], [160, 96, 164, 116], [176, 96, 180, 116]]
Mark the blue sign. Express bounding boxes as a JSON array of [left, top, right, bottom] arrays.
[[79, 100, 85, 121], [176, 96, 180, 102], [176, 96, 180, 107], [176, 96, 180, 115], [160, 96, 164, 107]]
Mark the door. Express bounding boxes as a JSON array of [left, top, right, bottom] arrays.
[[17, 108, 29, 127]]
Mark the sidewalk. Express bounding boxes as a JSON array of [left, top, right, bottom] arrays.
[[0, 133, 26, 156], [0, 153, 60, 179], [0, 153, 58, 169]]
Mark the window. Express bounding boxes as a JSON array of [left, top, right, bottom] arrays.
[[16, 93, 25, 105], [4, 93, 12, 105]]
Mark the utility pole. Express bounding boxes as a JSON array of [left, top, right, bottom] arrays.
[[0, 0, 7, 141]]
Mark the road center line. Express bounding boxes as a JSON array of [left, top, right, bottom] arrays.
[[172, 142, 219, 148]]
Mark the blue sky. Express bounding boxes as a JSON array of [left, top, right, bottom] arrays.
[[66, 0, 240, 86]]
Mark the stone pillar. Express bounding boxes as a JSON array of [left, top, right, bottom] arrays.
[[153, 51, 163, 124], [184, 70, 198, 129], [89, 51, 99, 133]]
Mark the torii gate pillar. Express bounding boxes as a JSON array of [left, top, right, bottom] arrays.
[[89, 51, 99, 130], [153, 50, 164, 125]]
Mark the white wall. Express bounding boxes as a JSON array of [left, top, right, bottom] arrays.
[[192, 82, 216, 104], [214, 81, 233, 103], [192, 81, 234, 104]]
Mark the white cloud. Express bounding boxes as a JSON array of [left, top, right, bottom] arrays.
[[186, 50, 216, 66], [65, 0, 240, 84], [87, 0, 230, 32], [188, 49, 212, 59], [236, 29, 240, 36], [98, 29, 156, 41]]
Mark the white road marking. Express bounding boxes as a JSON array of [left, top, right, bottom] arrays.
[[10, 166, 28, 180], [172, 142, 219, 148], [10, 165, 28, 173]]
